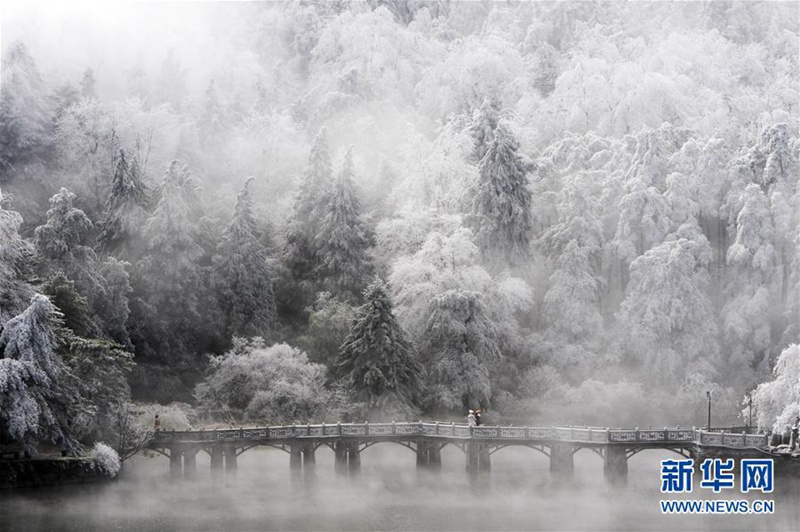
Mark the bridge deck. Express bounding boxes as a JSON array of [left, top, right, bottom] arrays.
[[149, 422, 769, 450]]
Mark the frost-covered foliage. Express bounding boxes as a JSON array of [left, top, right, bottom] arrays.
[[752, 345, 800, 431], [97, 150, 150, 257], [300, 292, 357, 367], [213, 178, 275, 339], [0, 1, 797, 427], [0, 192, 33, 325], [314, 148, 372, 300], [423, 290, 500, 411], [195, 339, 329, 423], [283, 128, 333, 288], [336, 278, 423, 418], [619, 231, 718, 384], [91, 441, 121, 477], [0, 295, 79, 455], [0, 41, 53, 179], [469, 118, 533, 269]]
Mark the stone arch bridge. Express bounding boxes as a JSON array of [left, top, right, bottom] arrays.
[[147, 422, 769, 486]]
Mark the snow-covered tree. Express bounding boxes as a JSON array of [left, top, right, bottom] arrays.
[[300, 292, 357, 367], [0, 41, 53, 180], [541, 176, 604, 342], [283, 128, 333, 289], [198, 79, 226, 152], [97, 150, 150, 258], [213, 178, 275, 339], [80, 68, 96, 100], [195, 339, 329, 423], [0, 295, 81, 455], [722, 184, 778, 387], [34, 188, 95, 277], [752, 344, 800, 431], [469, 99, 500, 162], [618, 229, 718, 385], [0, 192, 33, 326], [422, 289, 500, 411], [134, 160, 210, 361], [336, 278, 424, 416], [469, 121, 533, 269], [314, 147, 372, 300]]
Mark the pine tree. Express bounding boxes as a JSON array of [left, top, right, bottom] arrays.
[[97, 149, 150, 258], [470, 121, 533, 269], [135, 160, 206, 357], [315, 148, 372, 300], [0, 41, 53, 180], [469, 99, 500, 162], [213, 177, 275, 339], [422, 289, 500, 411], [36, 187, 133, 345], [34, 188, 105, 314], [0, 191, 33, 326], [336, 278, 424, 414], [0, 295, 81, 455], [198, 79, 225, 149], [80, 68, 96, 100], [283, 128, 333, 287]]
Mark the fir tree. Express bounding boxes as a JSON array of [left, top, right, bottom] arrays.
[[213, 177, 275, 339], [336, 278, 424, 414], [470, 122, 533, 269], [0, 295, 81, 455], [80, 68, 96, 100], [0, 191, 33, 326], [422, 289, 500, 411], [135, 160, 206, 358], [198, 79, 225, 149], [97, 149, 150, 258], [314, 147, 372, 300], [469, 99, 500, 162], [283, 128, 333, 287], [0, 41, 53, 180]]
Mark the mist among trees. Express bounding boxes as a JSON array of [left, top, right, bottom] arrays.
[[0, 1, 798, 455]]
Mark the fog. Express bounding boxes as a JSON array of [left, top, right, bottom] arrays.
[[0, 1, 798, 529], [2, 446, 799, 531]]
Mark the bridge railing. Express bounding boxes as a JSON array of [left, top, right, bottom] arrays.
[[150, 423, 748, 446], [696, 430, 768, 449]]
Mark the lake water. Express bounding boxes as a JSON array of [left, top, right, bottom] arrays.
[[1, 445, 798, 531]]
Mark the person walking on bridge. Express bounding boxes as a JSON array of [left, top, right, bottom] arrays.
[[468, 410, 477, 427]]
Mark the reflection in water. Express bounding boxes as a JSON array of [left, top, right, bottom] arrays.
[[1, 445, 798, 531]]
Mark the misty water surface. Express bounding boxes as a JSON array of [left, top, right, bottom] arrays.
[[1, 446, 797, 531]]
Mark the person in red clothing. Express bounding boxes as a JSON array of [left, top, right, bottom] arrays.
[[154, 414, 161, 432]]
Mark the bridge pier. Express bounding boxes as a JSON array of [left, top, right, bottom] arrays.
[[210, 445, 224, 482], [478, 445, 491, 473], [604, 446, 628, 486], [416, 441, 426, 468], [429, 442, 441, 472], [225, 445, 238, 478], [183, 447, 197, 480], [549, 443, 574, 478], [169, 447, 182, 480], [415, 440, 441, 472], [334, 441, 347, 475], [290, 442, 302, 478], [347, 442, 361, 475], [302, 444, 316, 475]]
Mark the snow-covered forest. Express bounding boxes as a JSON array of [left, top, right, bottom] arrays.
[[1, 1, 798, 454]]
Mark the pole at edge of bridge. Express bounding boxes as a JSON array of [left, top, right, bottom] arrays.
[[706, 390, 712, 430]]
